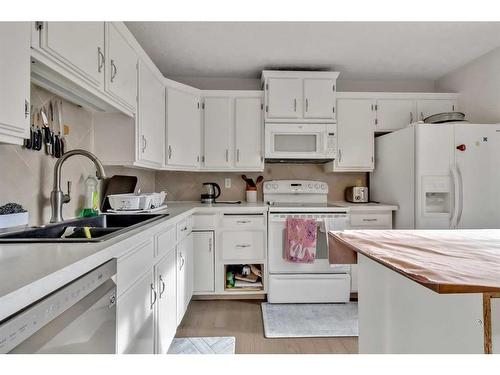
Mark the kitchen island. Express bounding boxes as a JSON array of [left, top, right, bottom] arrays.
[[329, 229, 500, 354]]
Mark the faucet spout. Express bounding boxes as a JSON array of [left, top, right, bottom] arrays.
[[50, 149, 107, 223]]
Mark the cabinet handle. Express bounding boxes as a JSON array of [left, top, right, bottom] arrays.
[[168, 145, 172, 159], [410, 112, 414, 123], [159, 275, 166, 298], [236, 244, 251, 248], [338, 149, 342, 163], [179, 254, 185, 270], [293, 98, 297, 112], [110, 59, 117, 82], [24, 99, 29, 119], [225, 149, 229, 162], [141, 135, 147, 153], [305, 98, 309, 112], [236, 220, 251, 224], [236, 149, 240, 163], [208, 237, 212, 252], [150, 283, 157, 310], [180, 225, 188, 232], [362, 218, 378, 222], [97, 47, 104, 73]]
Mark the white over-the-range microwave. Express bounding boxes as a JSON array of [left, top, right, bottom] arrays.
[[264, 123, 336, 161]]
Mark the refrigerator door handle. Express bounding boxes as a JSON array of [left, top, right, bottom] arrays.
[[450, 165, 460, 228], [456, 164, 464, 227]]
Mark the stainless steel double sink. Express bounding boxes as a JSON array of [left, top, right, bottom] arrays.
[[0, 214, 168, 243]]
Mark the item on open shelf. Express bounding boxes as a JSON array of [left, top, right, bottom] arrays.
[[235, 272, 258, 283], [225, 264, 264, 291]]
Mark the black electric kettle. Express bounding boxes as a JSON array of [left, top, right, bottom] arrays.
[[201, 182, 221, 203]]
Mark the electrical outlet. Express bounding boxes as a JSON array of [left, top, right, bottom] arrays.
[[225, 178, 231, 188]]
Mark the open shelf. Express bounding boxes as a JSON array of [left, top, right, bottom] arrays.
[[224, 264, 264, 292]]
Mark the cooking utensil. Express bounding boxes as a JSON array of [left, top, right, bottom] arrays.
[[57, 100, 65, 157], [424, 112, 466, 124], [33, 112, 42, 151], [40, 107, 52, 155], [255, 176, 264, 185]]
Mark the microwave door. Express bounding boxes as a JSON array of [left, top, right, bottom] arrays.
[[265, 123, 328, 159]]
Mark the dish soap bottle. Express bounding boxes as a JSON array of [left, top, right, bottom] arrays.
[[79, 175, 99, 217]]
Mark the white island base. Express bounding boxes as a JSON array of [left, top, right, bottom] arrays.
[[358, 254, 500, 354]]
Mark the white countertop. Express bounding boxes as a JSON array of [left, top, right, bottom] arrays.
[[0, 200, 393, 321], [329, 201, 398, 211], [0, 201, 268, 321]]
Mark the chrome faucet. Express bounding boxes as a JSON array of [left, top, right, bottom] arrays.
[[50, 149, 107, 223]]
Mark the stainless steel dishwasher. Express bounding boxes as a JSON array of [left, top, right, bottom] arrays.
[[0, 259, 117, 354]]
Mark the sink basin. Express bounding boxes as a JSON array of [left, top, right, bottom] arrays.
[[0, 214, 168, 243]]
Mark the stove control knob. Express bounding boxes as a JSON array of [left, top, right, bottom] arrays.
[[308, 183, 313, 189], [272, 183, 278, 189], [321, 184, 326, 190], [265, 183, 271, 190], [314, 184, 319, 189]]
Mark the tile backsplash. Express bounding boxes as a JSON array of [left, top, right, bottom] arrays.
[[156, 164, 366, 202], [0, 85, 95, 225]]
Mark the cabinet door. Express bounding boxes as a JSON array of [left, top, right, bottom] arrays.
[[266, 78, 303, 119], [303, 78, 336, 120], [417, 99, 457, 121], [235, 97, 264, 169], [203, 97, 233, 168], [376, 99, 417, 131], [166, 87, 201, 168], [0, 22, 30, 143], [185, 233, 194, 303], [193, 231, 215, 293], [116, 270, 155, 354], [156, 250, 177, 354], [41, 22, 105, 88], [105, 23, 138, 109], [336, 99, 375, 171], [138, 61, 164, 166], [176, 241, 187, 325]]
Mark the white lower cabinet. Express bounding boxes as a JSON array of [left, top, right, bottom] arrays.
[[193, 231, 215, 293], [155, 249, 177, 354], [176, 233, 193, 325], [116, 269, 155, 354]]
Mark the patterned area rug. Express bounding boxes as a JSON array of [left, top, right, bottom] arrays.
[[168, 336, 236, 354], [261, 302, 358, 338]]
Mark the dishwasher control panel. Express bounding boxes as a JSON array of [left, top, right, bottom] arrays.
[[0, 260, 116, 353]]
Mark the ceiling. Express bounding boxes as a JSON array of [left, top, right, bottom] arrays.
[[125, 22, 500, 81]]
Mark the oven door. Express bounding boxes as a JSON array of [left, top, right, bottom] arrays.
[[268, 213, 350, 274], [265, 123, 328, 159]]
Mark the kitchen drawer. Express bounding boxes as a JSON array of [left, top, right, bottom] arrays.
[[156, 225, 176, 259], [350, 213, 392, 229], [117, 239, 154, 296], [222, 230, 265, 260], [221, 214, 266, 229], [176, 217, 193, 242], [192, 213, 216, 229]]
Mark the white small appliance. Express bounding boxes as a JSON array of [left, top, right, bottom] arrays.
[[371, 122, 500, 229], [265, 123, 336, 161], [264, 180, 351, 303]]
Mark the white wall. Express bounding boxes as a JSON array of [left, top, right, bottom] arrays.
[[171, 76, 437, 92], [437, 46, 500, 123]]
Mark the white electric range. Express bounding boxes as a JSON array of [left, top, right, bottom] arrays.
[[263, 180, 351, 303]]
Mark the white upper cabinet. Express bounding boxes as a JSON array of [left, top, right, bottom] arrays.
[[262, 71, 339, 123], [201, 91, 264, 171], [40, 22, 105, 88], [303, 78, 336, 120], [105, 23, 138, 110], [329, 98, 375, 172], [417, 99, 458, 120], [137, 61, 164, 167], [375, 99, 417, 132], [203, 97, 233, 168], [266, 77, 303, 119], [166, 85, 201, 169], [0, 22, 30, 145], [235, 97, 264, 169]]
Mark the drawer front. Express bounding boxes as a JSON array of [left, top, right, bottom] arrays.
[[222, 214, 266, 229], [156, 225, 176, 259], [192, 214, 216, 229], [176, 217, 192, 242], [350, 213, 392, 229], [117, 239, 154, 296], [222, 230, 265, 260]]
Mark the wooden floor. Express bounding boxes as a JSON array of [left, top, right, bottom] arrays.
[[175, 300, 358, 354]]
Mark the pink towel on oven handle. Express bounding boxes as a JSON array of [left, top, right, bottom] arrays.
[[285, 217, 317, 263]]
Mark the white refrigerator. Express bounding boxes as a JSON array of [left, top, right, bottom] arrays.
[[371, 122, 500, 229]]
